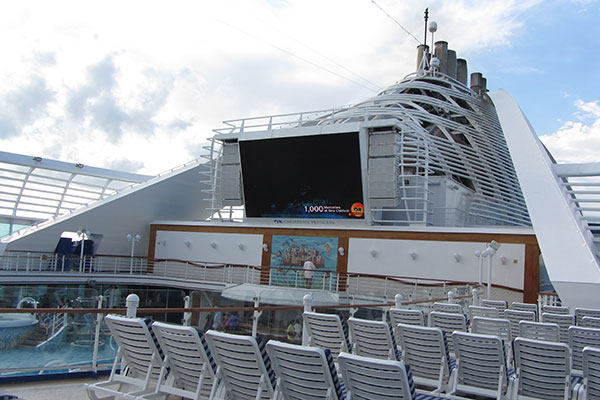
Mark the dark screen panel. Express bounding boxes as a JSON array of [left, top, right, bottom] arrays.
[[239, 132, 364, 219]]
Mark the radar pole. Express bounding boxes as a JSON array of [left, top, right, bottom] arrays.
[[423, 8, 429, 46]]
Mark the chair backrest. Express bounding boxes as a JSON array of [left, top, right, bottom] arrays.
[[452, 331, 508, 400], [576, 308, 600, 325], [504, 309, 536, 339], [104, 314, 163, 382], [347, 317, 399, 361], [469, 305, 500, 321], [205, 330, 275, 400], [389, 308, 426, 326], [338, 352, 421, 400], [471, 316, 511, 344], [518, 321, 560, 342], [583, 346, 600, 400], [581, 317, 600, 329], [511, 302, 538, 320], [429, 311, 467, 354], [266, 340, 344, 400], [513, 337, 571, 400], [569, 326, 600, 374], [303, 311, 351, 362], [396, 323, 453, 392], [433, 302, 463, 314], [150, 321, 216, 399], [481, 300, 508, 318], [541, 305, 570, 315], [540, 313, 575, 344]]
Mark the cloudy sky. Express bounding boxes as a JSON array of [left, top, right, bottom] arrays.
[[0, 0, 597, 174]]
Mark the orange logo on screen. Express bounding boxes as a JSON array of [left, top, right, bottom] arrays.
[[349, 202, 364, 218]]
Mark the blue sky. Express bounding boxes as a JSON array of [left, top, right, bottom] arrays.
[[0, 0, 597, 173]]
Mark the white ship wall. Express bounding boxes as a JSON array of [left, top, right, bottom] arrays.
[[348, 238, 525, 290]]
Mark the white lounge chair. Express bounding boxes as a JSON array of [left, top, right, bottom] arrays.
[[303, 311, 352, 363], [580, 317, 600, 329], [541, 312, 575, 344], [518, 320, 560, 342], [396, 323, 454, 393], [205, 330, 275, 400], [428, 311, 467, 355], [86, 314, 164, 400], [504, 309, 536, 339], [338, 352, 447, 400], [266, 340, 344, 400], [433, 302, 462, 314], [471, 316, 512, 366], [576, 308, 600, 326], [469, 305, 500, 321], [569, 326, 600, 376], [541, 305, 570, 315], [389, 308, 426, 326], [450, 331, 513, 400], [510, 302, 538, 321], [513, 337, 571, 400], [481, 300, 508, 318], [347, 317, 400, 361], [142, 321, 216, 400], [579, 346, 600, 399]]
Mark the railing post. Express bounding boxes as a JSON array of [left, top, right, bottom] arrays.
[[395, 294, 403, 308], [472, 288, 480, 306], [26, 252, 31, 271], [448, 290, 455, 304], [126, 293, 139, 318], [252, 296, 262, 337], [302, 293, 313, 346], [92, 295, 104, 373], [39, 255, 43, 271], [183, 295, 191, 326]]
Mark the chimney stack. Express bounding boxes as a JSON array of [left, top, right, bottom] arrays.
[[447, 50, 457, 80], [457, 59, 468, 85], [434, 41, 448, 74], [416, 44, 429, 72]]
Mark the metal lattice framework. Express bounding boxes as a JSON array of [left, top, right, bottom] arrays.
[[0, 151, 150, 235], [209, 72, 531, 227]]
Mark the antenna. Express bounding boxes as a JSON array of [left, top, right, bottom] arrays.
[[423, 8, 429, 46]]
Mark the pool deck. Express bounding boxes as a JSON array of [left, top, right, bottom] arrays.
[[0, 376, 104, 399]]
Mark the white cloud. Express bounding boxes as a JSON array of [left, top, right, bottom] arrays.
[[540, 100, 600, 163], [0, 0, 548, 174]]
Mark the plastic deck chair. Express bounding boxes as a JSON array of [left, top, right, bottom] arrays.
[[142, 321, 216, 400], [303, 311, 351, 363], [541, 313, 575, 344], [347, 317, 400, 361], [428, 311, 467, 355], [396, 323, 454, 393], [86, 314, 164, 400], [581, 317, 600, 329], [569, 326, 600, 376], [469, 305, 500, 321], [389, 308, 427, 326], [266, 340, 344, 400], [518, 321, 560, 342], [513, 337, 571, 400], [504, 309, 536, 339], [338, 352, 448, 400], [510, 302, 538, 321], [580, 346, 600, 400], [576, 308, 600, 326], [471, 316, 512, 366], [433, 302, 462, 314], [205, 330, 276, 400], [451, 331, 513, 400], [481, 300, 508, 318], [541, 305, 570, 315]]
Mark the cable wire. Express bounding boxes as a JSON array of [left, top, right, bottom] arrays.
[[369, 0, 421, 44]]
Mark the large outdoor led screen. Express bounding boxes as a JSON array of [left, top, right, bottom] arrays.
[[239, 132, 365, 219]]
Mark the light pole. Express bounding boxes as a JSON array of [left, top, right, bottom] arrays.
[[77, 228, 88, 272], [127, 234, 141, 274], [486, 240, 501, 299]]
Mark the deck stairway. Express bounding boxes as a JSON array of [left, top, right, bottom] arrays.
[[490, 90, 600, 310]]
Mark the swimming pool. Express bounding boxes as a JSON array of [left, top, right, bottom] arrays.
[[0, 314, 37, 350]]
